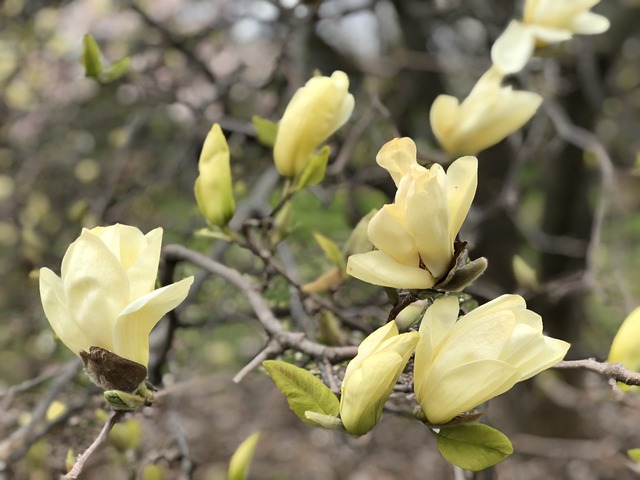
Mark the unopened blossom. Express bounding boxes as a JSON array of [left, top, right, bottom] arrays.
[[340, 322, 419, 435], [346, 138, 477, 289], [194, 123, 235, 227], [608, 306, 640, 391], [39, 224, 193, 368], [430, 68, 543, 156], [273, 71, 354, 179], [492, 0, 610, 74], [414, 295, 570, 424]]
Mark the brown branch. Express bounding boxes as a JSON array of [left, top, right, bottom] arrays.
[[554, 359, 640, 386], [163, 244, 358, 366], [63, 410, 126, 479]]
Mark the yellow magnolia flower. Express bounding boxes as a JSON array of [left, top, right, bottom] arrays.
[[492, 0, 609, 74], [39, 224, 194, 368], [430, 67, 543, 156], [194, 123, 235, 227], [346, 138, 477, 289], [340, 322, 419, 435], [273, 70, 354, 179], [608, 306, 640, 391], [414, 295, 570, 425]]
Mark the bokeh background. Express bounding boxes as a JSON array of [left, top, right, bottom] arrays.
[[2, 0, 640, 478]]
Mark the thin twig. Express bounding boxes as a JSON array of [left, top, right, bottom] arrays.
[[233, 339, 283, 384], [163, 244, 358, 366], [554, 359, 640, 386], [63, 410, 126, 479]]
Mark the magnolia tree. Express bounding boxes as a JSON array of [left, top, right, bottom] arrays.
[[4, 0, 639, 478]]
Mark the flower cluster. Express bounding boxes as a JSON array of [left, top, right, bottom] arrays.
[[347, 138, 481, 289], [431, 0, 608, 156]]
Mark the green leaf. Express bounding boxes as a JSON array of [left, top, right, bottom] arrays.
[[295, 145, 330, 191], [313, 232, 344, 269], [262, 360, 339, 425], [81, 34, 103, 77], [102, 56, 131, 82], [435, 424, 513, 471], [228, 432, 260, 480], [252, 115, 278, 148]]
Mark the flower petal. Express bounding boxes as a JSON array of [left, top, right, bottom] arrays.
[[430, 95, 460, 154], [420, 359, 520, 424], [491, 20, 536, 75], [113, 276, 194, 366], [367, 204, 419, 266], [340, 351, 402, 435], [61, 230, 129, 351], [375, 137, 419, 186], [126, 227, 163, 299], [402, 168, 452, 279], [346, 251, 437, 289], [40, 267, 92, 355], [445, 156, 477, 243], [571, 11, 610, 34]]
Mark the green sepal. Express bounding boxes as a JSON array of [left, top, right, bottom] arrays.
[[294, 145, 330, 191], [252, 115, 278, 148], [262, 360, 339, 425], [81, 34, 103, 77], [103, 386, 153, 411], [434, 424, 513, 471], [304, 411, 345, 430]]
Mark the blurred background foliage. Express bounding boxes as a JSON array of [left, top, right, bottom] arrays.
[[3, 0, 640, 478]]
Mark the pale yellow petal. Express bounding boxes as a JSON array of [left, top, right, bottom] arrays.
[[460, 294, 526, 325], [445, 156, 477, 243], [367, 204, 419, 266], [340, 351, 402, 435], [465, 89, 542, 154], [39, 267, 92, 355], [346, 251, 437, 289], [429, 95, 460, 154], [62, 230, 129, 351], [571, 11, 610, 34], [402, 171, 452, 279], [375, 137, 419, 186], [529, 25, 573, 43], [414, 296, 459, 402], [113, 276, 194, 366], [420, 359, 520, 424], [126, 227, 163, 300], [274, 71, 354, 178], [491, 20, 536, 75], [343, 322, 399, 383], [608, 307, 640, 372], [516, 337, 570, 381]]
